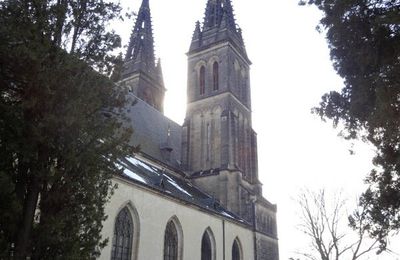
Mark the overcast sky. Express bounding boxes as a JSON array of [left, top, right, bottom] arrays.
[[115, 0, 399, 258]]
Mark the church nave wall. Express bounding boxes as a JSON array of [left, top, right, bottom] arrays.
[[99, 177, 255, 260]]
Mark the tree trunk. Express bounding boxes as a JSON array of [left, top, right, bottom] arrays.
[[15, 175, 40, 258]]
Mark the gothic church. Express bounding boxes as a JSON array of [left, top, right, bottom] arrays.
[[99, 0, 279, 259]]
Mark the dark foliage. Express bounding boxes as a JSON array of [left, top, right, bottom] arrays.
[[0, 0, 135, 258], [300, 0, 400, 251]]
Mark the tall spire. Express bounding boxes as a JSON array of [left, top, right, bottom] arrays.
[[189, 0, 248, 61], [120, 0, 165, 113], [203, 0, 236, 31], [124, 0, 155, 75]]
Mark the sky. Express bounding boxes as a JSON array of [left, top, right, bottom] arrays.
[[115, 0, 399, 259]]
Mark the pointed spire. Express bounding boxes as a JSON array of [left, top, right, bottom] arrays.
[[125, 0, 155, 71], [142, 0, 149, 7], [221, 0, 236, 30], [121, 0, 166, 113], [189, 0, 248, 62], [203, 0, 236, 31]]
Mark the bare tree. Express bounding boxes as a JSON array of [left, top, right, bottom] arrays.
[[295, 189, 380, 260]]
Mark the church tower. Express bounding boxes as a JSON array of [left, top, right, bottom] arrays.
[[183, 1, 279, 258], [183, 0, 260, 218], [120, 0, 165, 112]]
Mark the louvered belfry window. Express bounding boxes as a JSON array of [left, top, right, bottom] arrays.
[[111, 207, 133, 260]]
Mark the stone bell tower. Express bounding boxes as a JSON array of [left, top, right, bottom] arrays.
[[182, 1, 279, 259], [119, 0, 165, 113], [182, 0, 260, 218]]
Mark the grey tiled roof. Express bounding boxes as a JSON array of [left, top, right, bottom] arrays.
[[118, 156, 246, 223], [125, 95, 182, 169], [121, 95, 247, 224]]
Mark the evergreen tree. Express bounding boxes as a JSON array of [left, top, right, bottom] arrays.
[[300, 0, 400, 251], [0, 0, 135, 258]]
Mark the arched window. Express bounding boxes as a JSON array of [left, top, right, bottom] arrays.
[[199, 66, 206, 95], [164, 221, 178, 260], [111, 207, 133, 260], [213, 62, 219, 91], [232, 239, 242, 260], [201, 230, 213, 260]]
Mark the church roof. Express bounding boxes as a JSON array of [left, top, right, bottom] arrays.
[[125, 94, 182, 169], [118, 156, 247, 224]]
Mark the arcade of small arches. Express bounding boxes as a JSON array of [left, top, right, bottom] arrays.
[[110, 205, 244, 260]]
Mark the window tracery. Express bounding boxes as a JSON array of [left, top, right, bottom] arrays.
[[164, 221, 178, 260], [111, 207, 133, 260]]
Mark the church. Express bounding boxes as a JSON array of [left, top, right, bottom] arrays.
[[99, 0, 279, 259]]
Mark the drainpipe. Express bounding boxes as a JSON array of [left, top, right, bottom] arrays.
[[251, 197, 258, 260], [222, 219, 226, 260]]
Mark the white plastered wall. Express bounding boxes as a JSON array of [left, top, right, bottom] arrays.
[[99, 177, 255, 260]]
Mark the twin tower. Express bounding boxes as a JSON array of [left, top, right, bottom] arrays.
[[119, 1, 278, 258]]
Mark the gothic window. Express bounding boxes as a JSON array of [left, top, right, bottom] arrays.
[[201, 231, 212, 260], [213, 62, 219, 91], [164, 221, 178, 260], [199, 66, 206, 95], [232, 239, 242, 260], [200, 228, 215, 260], [111, 207, 133, 260]]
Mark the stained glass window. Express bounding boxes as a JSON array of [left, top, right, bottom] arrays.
[[164, 221, 178, 260], [111, 207, 133, 260]]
